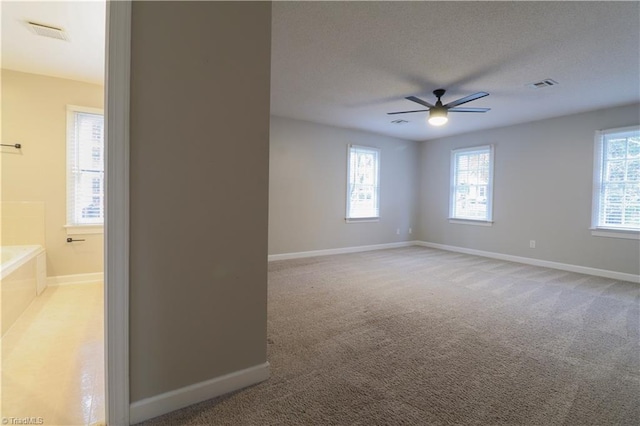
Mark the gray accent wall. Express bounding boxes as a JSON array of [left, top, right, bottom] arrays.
[[418, 104, 640, 275], [129, 1, 271, 402], [269, 116, 419, 255]]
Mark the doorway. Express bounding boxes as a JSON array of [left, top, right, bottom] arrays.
[[0, 1, 117, 424]]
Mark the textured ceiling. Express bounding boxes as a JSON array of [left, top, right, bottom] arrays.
[[2, 2, 638, 142], [271, 1, 640, 141]]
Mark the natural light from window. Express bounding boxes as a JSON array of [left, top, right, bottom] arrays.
[[67, 106, 105, 227], [450, 145, 494, 223], [592, 126, 640, 235], [346, 145, 380, 221]]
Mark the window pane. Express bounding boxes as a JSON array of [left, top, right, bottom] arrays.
[[595, 127, 640, 230], [607, 138, 627, 159], [628, 138, 640, 158], [627, 159, 640, 181], [451, 146, 493, 221], [604, 204, 623, 225], [347, 146, 380, 219], [68, 109, 104, 225], [624, 185, 640, 226], [606, 160, 625, 182], [604, 183, 624, 203]]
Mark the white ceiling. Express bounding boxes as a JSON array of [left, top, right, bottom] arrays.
[[271, 1, 640, 141], [1, 0, 105, 85], [2, 1, 638, 141]]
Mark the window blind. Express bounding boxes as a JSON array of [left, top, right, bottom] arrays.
[[595, 127, 640, 230], [450, 145, 493, 221], [347, 145, 380, 219], [67, 109, 105, 225]]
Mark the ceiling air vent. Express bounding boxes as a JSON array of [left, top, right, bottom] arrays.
[[391, 119, 409, 125], [526, 79, 559, 89], [27, 21, 68, 41]]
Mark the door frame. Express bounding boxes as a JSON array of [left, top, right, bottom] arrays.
[[105, 0, 131, 424]]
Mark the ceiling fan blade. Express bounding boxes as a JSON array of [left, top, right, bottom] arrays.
[[387, 109, 430, 115], [444, 92, 489, 108], [448, 107, 491, 113], [405, 96, 435, 108]]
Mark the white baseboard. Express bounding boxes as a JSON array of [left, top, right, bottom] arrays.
[[416, 241, 640, 283], [268, 241, 418, 262], [46, 272, 104, 287], [130, 361, 270, 424]]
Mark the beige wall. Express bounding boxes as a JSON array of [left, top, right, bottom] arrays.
[[1, 70, 104, 276], [129, 1, 271, 402], [418, 103, 640, 275], [269, 116, 419, 254]]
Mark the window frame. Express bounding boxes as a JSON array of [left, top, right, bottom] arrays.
[[449, 144, 495, 225], [345, 144, 381, 223], [66, 105, 105, 234], [591, 125, 640, 240]]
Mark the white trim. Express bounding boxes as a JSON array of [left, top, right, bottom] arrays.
[[448, 219, 493, 227], [345, 218, 380, 223], [415, 241, 640, 283], [47, 272, 103, 287], [591, 129, 604, 229], [268, 241, 417, 262], [129, 362, 270, 425], [67, 104, 104, 115], [105, 1, 131, 425], [66, 105, 105, 227], [346, 144, 381, 221], [64, 224, 104, 235], [591, 229, 640, 240], [449, 144, 494, 222], [591, 125, 640, 231], [599, 125, 640, 136]]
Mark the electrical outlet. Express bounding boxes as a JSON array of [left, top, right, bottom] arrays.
[[409, 227, 412, 234], [396, 228, 400, 235], [529, 240, 536, 249]]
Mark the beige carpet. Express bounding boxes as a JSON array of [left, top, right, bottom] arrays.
[[139, 246, 639, 425]]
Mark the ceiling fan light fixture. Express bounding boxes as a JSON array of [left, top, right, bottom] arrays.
[[428, 108, 448, 126]]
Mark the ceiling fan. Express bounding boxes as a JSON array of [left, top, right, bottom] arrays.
[[388, 89, 490, 126]]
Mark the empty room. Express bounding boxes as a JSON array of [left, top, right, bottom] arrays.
[[127, 1, 638, 425], [2, 1, 638, 425]]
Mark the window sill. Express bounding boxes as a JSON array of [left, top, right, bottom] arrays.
[[65, 224, 104, 235], [345, 218, 380, 223], [448, 218, 493, 227], [590, 228, 639, 240]]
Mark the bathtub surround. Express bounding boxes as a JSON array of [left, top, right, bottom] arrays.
[[0, 245, 45, 336], [0, 70, 104, 277], [128, 1, 271, 422]]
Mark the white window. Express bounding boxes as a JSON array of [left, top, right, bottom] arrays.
[[346, 145, 380, 221], [592, 126, 640, 238], [450, 145, 494, 223], [67, 105, 105, 229]]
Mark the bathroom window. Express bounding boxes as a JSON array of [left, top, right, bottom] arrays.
[[66, 105, 105, 230]]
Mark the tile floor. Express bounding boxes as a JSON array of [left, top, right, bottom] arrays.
[[1, 283, 105, 425]]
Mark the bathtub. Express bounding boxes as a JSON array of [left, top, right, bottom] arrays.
[[1, 245, 46, 336]]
